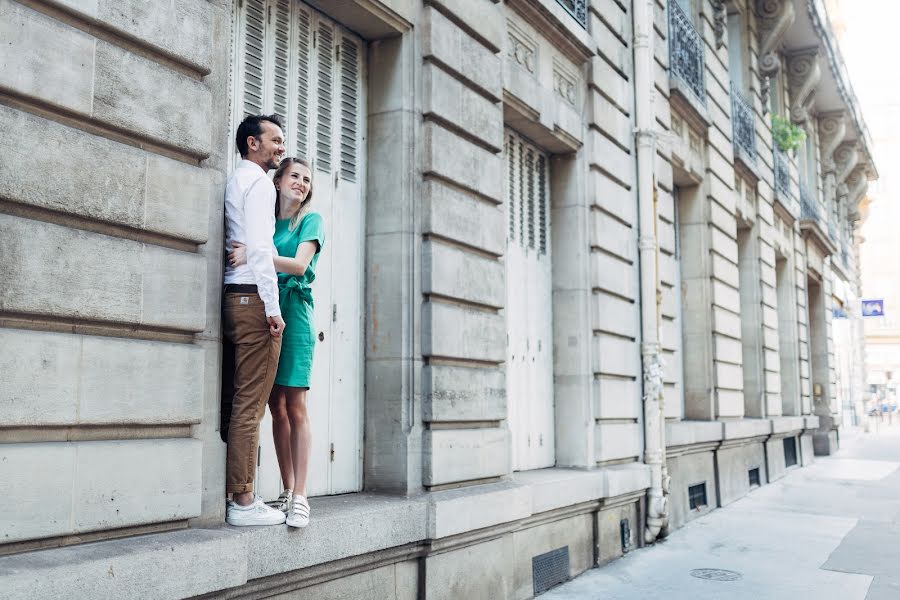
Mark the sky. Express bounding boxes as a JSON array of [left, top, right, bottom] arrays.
[[835, 0, 900, 325]]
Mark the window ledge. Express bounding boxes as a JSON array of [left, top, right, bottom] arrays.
[[667, 416, 821, 449]]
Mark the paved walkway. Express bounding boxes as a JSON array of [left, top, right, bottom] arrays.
[[543, 425, 900, 600]]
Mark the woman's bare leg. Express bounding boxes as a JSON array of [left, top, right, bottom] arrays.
[[284, 388, 311, 497], [268, 386, 294, 492]]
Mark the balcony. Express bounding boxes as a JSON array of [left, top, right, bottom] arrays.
[[799, 183, 821, 221], [556, 0, 587, 28], [772, 148, 799, 220], [774, 148, 791, 197], [799, 183, 837, 255], [668, 1, 706, 107], [731, 85, 757, 169]]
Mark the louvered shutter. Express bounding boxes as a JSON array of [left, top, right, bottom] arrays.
[[315, 22, 334, 172], [239, 0, 267, 118], [338, 37, 360, 181], [233, 1, 367, 498], [537, 155, 548, 254], [505, 129, 554, 471], [271, 0, 291, 122], [294, 8, 312, 158]]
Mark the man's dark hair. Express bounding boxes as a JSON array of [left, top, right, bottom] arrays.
[[235, 114, 283, 158]]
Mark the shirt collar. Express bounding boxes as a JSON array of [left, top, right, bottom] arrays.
[[238, 159, 267, 175]]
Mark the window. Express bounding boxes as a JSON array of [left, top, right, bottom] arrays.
[[806, 130, 818, 199], [688, 483, 708, 510], [233, 0, 366, 498], [784, 437, 798, 467], [555, 0, 587, 29], [505, 129, 554, 471], [727, 10, 748, 94], [748, 467, 761, 487]]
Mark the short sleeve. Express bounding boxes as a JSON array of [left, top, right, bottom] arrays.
[[298, 212, 325, 253]]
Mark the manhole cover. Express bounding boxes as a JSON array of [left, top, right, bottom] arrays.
[[690, 568, 742, 581]]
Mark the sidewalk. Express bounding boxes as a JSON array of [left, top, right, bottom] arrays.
[[543, 425, 900, 600]]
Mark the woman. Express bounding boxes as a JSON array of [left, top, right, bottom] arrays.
[[229, 157, 324, 528]]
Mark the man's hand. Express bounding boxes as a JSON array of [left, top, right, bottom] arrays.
[[228, 242, 247, 267], [268, 315, 286, 337]]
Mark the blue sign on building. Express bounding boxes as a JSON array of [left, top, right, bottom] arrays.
[[862, 299, 885, 317]]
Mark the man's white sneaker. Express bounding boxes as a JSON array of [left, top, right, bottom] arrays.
[[226, 496, 287, 526], [267, 489, 292, 515], [286, 495, 310, 528]]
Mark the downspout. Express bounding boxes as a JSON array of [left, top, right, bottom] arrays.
[[633, 0, 669, 543]]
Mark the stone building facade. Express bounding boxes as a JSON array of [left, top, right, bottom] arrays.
[[0, 0, 875, 598]]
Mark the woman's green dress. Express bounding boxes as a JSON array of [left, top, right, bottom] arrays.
[[273, 212, 325, 388]]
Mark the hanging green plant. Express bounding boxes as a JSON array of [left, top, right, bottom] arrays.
[[770, 115, 806, 153]]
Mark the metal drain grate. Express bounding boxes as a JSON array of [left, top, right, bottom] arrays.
[[533, 546, 570, 594], [690, 568, 742, 581]]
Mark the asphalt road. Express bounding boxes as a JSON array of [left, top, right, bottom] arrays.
[[542, 423, 900, 600]]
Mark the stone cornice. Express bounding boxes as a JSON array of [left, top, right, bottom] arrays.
[[785, 47, 821, 125], [805, 0, 878, 177], [846, 165, 870, 207], [834, 141, 859, 185], [755, 0, 796, 113], [817, 111, 846, 174], [506, 0, 595, 65], [712, 1, 727, 49]]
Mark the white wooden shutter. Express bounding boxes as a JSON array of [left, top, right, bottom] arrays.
[[239, 0, 267, 118], [505, 129, 554, 471], [338, 38, 360, 181], [294, 8, 312, 158], [232, 1, 366, 498], [271, 0, 291, 122], [315, 21, 334, 172]]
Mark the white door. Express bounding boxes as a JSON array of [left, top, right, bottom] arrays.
[[232, 0, 366, 497], [505, 130, 554, 471]]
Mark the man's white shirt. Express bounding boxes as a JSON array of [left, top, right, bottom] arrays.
[[223, 159, 281, 317]]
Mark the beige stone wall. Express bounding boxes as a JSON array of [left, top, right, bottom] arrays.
[[0, 0, 231, 547]]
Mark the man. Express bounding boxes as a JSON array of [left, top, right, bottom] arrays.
[[222, 114, 287, 526]]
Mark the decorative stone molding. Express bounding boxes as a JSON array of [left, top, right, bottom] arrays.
[[712, 1, 727, 49], [553, 60, 578, 106], [508, 23, 536, 74], [817, 111, 846, 175], [846, 165, 869, 206], [786, 48, 821, 125], [754, 0, 795, 114], [834, 141, 859, 185]]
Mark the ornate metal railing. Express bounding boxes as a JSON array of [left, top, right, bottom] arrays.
[[731, 85, 757, 163], [556, 0, 587, 28], [774, 148, 791, 197], [668, 1, 706, 103], [800, 182, 822, 222]]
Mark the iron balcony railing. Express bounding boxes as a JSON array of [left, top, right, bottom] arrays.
[[556, 0, 587, 28], [774, 148, 791, 198], [668, 1, 706, 104], [731, 85, 757, 163], [800, 183, 823, 223]]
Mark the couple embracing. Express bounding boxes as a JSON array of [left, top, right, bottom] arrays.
[[222, 114, 324, 529]]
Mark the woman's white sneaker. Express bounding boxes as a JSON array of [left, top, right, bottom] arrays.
[[226, 496, 287, 526], [268, 489, 293, 515], [286, 495, 310, 528]]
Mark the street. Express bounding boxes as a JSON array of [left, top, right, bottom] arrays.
[[544, 424, 900, 600]]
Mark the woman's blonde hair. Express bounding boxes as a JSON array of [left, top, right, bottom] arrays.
[[273, 157, 314, 231]]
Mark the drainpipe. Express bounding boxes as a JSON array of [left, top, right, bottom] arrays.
[[633, 0, 669, 543]]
